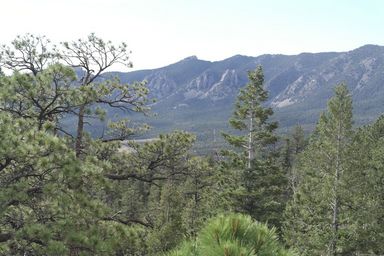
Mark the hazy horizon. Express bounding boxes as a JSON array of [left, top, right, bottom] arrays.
[[1, 0, 383, 71]]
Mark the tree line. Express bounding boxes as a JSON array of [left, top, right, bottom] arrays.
[[0, 34, 383, 255]]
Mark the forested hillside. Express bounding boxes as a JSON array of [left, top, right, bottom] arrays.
[[0, 34, 383, 256]]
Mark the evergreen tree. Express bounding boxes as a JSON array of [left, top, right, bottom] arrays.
[[0, 63, 79, 132], [222, 66, 287, 231], [346, 117, 384, 254], [103, 131, 220, 255], [0, 112, 141, 255], [283, 84, 355, 255], [222, 66, 278, 169], [291, 125, 306, 154], [167, 213, 296, 256], [0, 34, 150, 157], [280, 125, 306, 195], [0, 34, 151, 255]]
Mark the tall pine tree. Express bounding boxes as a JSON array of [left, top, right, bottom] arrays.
[[222, 65, 278, 169], [283, 84, 354, 255], [346, 116, 384, 254], [222, 66, 287, 231]]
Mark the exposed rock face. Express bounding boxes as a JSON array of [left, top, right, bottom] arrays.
[[108, 44, 384, 130], [203, 69, 240, 100], [184, 70, 218, 99], [146, 71, 178, 99], [117, 45, 383, 107]]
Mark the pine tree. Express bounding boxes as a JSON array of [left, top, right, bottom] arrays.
[[222, 66, 288, 231], [0, 35, 150, 255], [346, 117, 384, 254], [103, 131, 222, 255], [0, 111, 141, 255], [222, 65, 278, 169], [283, 84, 354, 255], [167, 213, 296, 256], [0, 34, 150, 157], [280, 125, 306, 195]]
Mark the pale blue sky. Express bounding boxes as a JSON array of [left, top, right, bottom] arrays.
[[1, 0, 383, 70]]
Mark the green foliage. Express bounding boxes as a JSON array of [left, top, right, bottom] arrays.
[[0, 33, 151, 157], [2, 34, 383, 256], [235, 159, 288, 230], [280, 125, 307, 195], [345, 116, 384, 254], [222, 66, 278, 168], [92, 130, 223, 255], [0, 63, 77, 129], [167, 213, 296, 256], [0, 34, 57, 75], [283, 83, 384, 255], [221, 66, 288, 232], [284, 84, 354, 255], [0, 34, 152, 255], [0, 111, 141, 255]]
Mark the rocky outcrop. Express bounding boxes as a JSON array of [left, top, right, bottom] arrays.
[[108, 44, 384, 130]]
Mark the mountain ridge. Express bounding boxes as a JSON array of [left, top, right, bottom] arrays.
[[100, 44, 384, 144]]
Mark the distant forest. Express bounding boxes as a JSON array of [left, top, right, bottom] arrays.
[[0, 34, 383, 256]]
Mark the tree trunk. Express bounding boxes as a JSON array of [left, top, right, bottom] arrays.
[[75, 104, 85, 157], [247, 115, 253, 169], [330, 124, 342, 255], [75, 73, 91, 157], [330, 191, 339, 255]]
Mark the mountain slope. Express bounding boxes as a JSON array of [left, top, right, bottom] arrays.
[[102, 45, 384, 146]]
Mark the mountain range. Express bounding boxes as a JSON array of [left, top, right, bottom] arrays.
[[101, 44, 384, 148]]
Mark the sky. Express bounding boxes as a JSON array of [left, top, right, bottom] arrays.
[[1, 0, 383, 71]]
